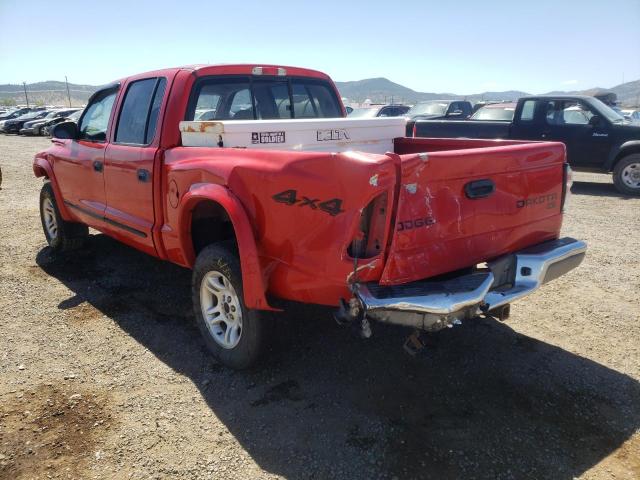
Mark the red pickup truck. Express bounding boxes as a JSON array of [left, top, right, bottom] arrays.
[[34, 64, 586, 368]]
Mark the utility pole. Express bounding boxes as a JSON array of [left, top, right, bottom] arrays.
[[65, 76, 72, 107], [22, 82, 29, 107]]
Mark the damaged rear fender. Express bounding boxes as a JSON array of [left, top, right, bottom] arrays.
[[178, 182, 276, 311]]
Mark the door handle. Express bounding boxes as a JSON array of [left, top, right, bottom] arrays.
[[137, 169, 150, 182], [93, 161, 103, 172], [464, 179, 495, 199]]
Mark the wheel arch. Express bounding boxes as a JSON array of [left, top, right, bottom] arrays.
[[33, 156, 74, 220], [607, 141, 640, 171], [178, 183, 276, 311]]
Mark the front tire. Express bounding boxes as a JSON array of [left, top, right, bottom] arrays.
[[39, 182, 88, 251], [613, 154, 640, 196], [192, 243, 266, 369]]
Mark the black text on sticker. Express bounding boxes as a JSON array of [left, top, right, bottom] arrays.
[[516, 193, 557, 209], [397, 217, 436, 231], [317, 129, 350, 142], [272, 189, 345, 216], [252, 131, 286, 144]]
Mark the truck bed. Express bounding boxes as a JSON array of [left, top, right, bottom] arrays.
[[174, 120, 566, 288], [411, 119, 512, 139]]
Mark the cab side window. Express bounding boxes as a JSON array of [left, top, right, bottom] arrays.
[[544, 101, 561, 125], [561, 101, 594, 125], [544, 100, 595, 126], [78, 89, 118, 142], [519, 100, 536, 121], [115, 78, 167, 145]]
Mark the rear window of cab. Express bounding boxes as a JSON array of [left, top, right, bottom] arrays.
[[186, 76, 343, 121]]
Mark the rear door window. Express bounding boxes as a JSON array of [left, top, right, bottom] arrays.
[[145, 79, 167, 143], [115, 77, 167, 144]]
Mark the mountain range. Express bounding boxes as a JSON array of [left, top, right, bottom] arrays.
[[1, 77, 639, 108], [334, 77, 640, 106], [0, 81, 100, 107]]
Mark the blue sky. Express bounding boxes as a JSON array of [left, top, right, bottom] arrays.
[[1, 0, 639, 94]]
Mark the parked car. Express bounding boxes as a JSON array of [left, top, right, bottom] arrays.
[[349, 104, 410, 118], [469, 102, 517, 121], [34, 64, 585, 369], [195, 109, 217, 121], [621, 109, 640, 124], [406, 100, 472, 122], [20, 108, 80, 136], [411, 95, 640, 195], [0, 107, 31, 120], [1, 109, 51, 134], [42, 109, 82, 136]]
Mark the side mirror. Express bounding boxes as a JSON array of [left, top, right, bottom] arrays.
[[51, 121, 78, 139], [588, 115, 602, 127]]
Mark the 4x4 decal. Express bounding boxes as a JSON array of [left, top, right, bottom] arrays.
[[272, 189, 344, 216]]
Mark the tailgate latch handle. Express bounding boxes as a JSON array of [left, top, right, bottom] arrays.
[[464, 179, 495, 199]]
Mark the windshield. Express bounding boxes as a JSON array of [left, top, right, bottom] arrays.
[[407, 101, 449, 116], [471, 106, 515, 121], [17, 111, 43, 120], [68, 110, 82, 121], [348, 108, 379, 118], [591, 98, 626, 123]]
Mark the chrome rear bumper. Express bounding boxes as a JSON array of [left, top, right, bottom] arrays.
[[355, 237, 587, 330]]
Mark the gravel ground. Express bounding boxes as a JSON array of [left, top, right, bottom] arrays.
[[0, 135, 639, 480]]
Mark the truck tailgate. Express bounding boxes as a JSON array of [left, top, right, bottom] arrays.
[[380, 141, 566, 285]]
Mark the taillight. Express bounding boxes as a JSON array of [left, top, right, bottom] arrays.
[[411, 122, 417, 138], [561, 163, 573, 212], [348, 193, 388, 259]]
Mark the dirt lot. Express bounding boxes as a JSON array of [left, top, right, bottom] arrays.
[[0, 134, 639, 480]]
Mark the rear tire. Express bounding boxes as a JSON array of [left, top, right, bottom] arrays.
[[613, 154, 640, 196], [192, 243, 266, 369], [39, 182, 88, 252]]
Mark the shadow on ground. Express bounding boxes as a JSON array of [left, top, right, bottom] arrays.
[[571, 180, 634, 199], [36, 235, 640, 479]]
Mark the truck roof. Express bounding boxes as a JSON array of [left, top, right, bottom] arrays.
[[113, 64, 332, 84], [520, 94, 597, 102]]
